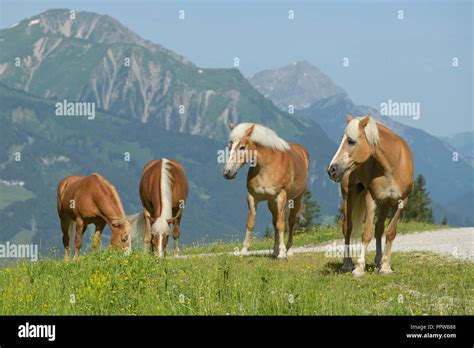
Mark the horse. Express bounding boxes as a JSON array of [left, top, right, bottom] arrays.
[[327, 114, 414, 277], [139, 158, 189, 257], [57, 173, 134, 261], [223, 123, 310, 259]]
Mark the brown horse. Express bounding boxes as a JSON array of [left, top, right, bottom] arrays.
[[223, 123, 310, 259], [57, 173, 133, 261], [139, 158, 189, 257], [327, 114, 414, 277]]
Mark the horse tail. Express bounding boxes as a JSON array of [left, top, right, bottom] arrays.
[[68, 220, 76, 250], [150, 159, 173, 256], [351, 190, 367, 235], [125, 212, 147, 251]]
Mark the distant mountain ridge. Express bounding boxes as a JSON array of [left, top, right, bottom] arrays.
[[250, 61, 346, 110]]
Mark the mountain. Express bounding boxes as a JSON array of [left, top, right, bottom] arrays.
[[1, 9, 311, 141], [249, 61, 346, 110], [440, 131, 474, 166], [0, 10, 342, 250], [249, 64, 474, 226]]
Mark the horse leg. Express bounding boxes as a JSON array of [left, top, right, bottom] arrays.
[[60, 216, 71, 261], [374, 204, 389, 270], [286, 193, 303, 257], [241, 193, 258, 255], [269, 191, 288, 259], [93, 221, 105, 253], [73, 218, 86, 261], [379, 198, 406, 275], [143, 209, 152, 254], [353, 192, 376, 278], [341, 182, 354, 272], [172, 212, 182, 257]]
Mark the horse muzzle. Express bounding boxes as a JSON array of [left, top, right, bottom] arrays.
[[223, 169, 237, 180], [327, 163, 344, 183]]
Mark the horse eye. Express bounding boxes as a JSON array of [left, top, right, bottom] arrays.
[[347, 138, 356, 145], [239, 146, 246, 151]]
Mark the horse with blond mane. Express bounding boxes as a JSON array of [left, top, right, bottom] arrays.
[[327, 114, 414, 277], [57, 173, 134, 260], [139, 158, 189, 257], [223, 123, 310, 259]]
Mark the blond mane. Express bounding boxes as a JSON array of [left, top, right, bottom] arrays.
[[229, 123, 290, 151]]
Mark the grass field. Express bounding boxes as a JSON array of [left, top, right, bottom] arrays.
[[0, 222, 471, 316]]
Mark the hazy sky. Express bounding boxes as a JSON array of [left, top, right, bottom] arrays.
[[1, 0, 472, 136]]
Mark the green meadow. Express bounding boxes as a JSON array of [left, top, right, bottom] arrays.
[[0, 222, 471, 315]]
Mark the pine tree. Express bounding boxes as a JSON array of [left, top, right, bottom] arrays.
[[296, 188, 320, 228], [402, 174, 434, 223]]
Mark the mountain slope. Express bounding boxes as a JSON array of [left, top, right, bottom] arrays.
[[0, 83, 264, 247], [1, 9, 308, 141]]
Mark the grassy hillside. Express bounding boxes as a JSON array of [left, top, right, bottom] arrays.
[[1, 223, 471, 316]]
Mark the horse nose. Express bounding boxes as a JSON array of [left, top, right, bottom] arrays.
[[327, 164, 336, 178]]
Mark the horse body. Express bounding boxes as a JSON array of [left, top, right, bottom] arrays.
[[328, 115, 414, 277], [223, 123, 310, 259], [57, 174, 131, 260], [139, 159, 189, 257]]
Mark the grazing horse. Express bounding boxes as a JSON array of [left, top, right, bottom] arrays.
[[139, 158, 189, 257], [57, 173, 133, 261], [223, 123, 310, 259], [327, 114, 414, 277]]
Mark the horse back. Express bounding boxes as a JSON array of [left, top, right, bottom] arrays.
[[290, 143, 310, 172], [139, 159, 189, 218], [57, 174, 125, 221]]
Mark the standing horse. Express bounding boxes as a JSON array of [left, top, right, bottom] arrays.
[[327, 114, 414, 277], [139, 158, 189, 257], [223, 123, 310, 259], [57, 173, 133, 261]]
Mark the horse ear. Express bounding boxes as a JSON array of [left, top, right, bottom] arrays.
[[346, 115, 354, 123], [229, 123, 236, 130], [359, 116, 370, 128], [244, 124, 255, 138]]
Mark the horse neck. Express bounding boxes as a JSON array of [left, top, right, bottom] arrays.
[[253, 144, 284, 171], [372, 126, 399, 175]]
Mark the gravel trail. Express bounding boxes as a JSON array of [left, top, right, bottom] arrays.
[[181, 228, 473, 260]]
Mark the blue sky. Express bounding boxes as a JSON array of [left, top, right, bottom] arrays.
[[0, 0, 472, 136]]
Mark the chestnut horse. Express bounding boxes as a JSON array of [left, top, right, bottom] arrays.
[[223, 123, 310, 259], [139, 159, 189, 257], [57, 173, 133, 261], [327, 114, 414, 277]]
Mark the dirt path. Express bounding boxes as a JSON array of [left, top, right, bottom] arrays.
[[182, 228, 474, 260]]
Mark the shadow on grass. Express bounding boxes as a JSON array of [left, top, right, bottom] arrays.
[[320, 260, 380, 275]]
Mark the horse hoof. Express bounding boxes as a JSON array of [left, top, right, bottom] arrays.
[[341, 263, 354, 273], [286, 249, 295, 257], [352, 269, 365, 278], [240, 248, 249, 256], [378, 268, 393, 276]]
